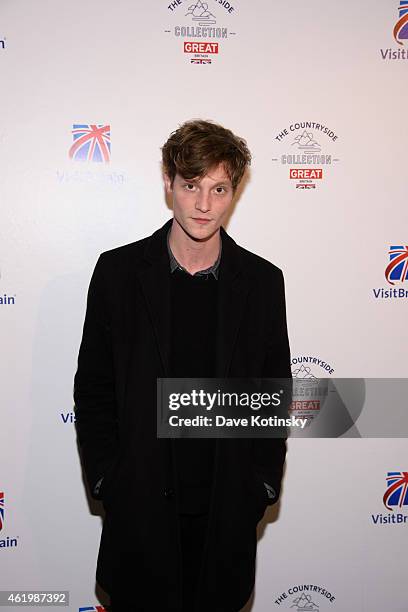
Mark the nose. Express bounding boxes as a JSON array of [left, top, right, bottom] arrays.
[[195, 189, 211, 213]]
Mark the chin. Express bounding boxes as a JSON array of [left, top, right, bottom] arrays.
[[191, 227, 218, 241], [179, 221, 212, 240]]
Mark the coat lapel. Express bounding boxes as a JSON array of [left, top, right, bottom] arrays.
[[137, 219, 173, 376], [215, 227, 249, 376]]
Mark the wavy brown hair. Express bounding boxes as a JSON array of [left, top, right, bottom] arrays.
[[162, 119, 251, 191]]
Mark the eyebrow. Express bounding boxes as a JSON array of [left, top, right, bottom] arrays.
[[181, 177, 231, 186]]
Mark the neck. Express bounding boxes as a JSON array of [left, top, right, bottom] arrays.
[[169, 219, 221, 275]]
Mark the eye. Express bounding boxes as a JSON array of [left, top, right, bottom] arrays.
[[183, 183, 196, 191], [215, 186, 227, 194]]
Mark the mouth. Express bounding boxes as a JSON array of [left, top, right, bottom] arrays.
[[192, 218, 211, 224]]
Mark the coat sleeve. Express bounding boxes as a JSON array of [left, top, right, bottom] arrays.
[[251, 268, 291, 506], [74, 254, 120, 500]]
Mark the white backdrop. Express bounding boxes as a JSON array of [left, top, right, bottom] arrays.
[[1, 1, 407, 610]]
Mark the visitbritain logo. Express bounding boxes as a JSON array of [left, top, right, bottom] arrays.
[[272, 122, 340, 190], [394, 1, 408, 43], [274, 584, 336, 608], [372, 246, 408, 299], [60, 411, 75, 424], [289, 356, 334, 425], [384, 472, 408, 509], [385, 245, 408, 284], [0, 491, 19, 550], [69, 125, 111, 163], [57, 124, 126, 185], [0, 292, 15, 306], [371, 472, 408, 525], [0, 269, 16, 307], [165, 0, 237, 65], [79, 607, 107, 612], [0, 293, 15, 306], [380, 2, 408, 60]]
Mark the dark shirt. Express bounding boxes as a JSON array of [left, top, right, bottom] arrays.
[[167, 230, 220, 515], [166, 227, 221, 279]]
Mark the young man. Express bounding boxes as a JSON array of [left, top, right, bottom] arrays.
[[74, 120, 291, 612]]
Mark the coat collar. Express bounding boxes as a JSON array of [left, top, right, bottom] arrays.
[[137, 218, 249, 377]]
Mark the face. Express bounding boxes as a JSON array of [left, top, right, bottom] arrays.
[[164, 163, 234, 241]]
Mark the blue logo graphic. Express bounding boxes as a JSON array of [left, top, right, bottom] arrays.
[[69, 125, 111, 163]]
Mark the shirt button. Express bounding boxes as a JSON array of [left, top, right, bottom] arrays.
[[164, 487, 175, 499]]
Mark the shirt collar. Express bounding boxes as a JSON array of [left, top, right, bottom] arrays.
[[166, 227, 221, 280]]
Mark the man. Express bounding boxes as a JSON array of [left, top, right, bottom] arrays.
[[74, 119, 291, 612]]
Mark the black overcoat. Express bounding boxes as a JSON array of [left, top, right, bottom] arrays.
[[74, 218, 291, 612]]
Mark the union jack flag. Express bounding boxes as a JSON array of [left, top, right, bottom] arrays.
[[69, 124, 111, 163], [383, 472, 408, 510], [79, 607, 107, 612], [394, 2, 408, 44], [191, 58, 212, 64], [385, 245, 408, 285], [0, 492, 4, 531]]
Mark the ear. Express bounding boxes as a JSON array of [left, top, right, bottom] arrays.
[[163, 173, 173, 194]]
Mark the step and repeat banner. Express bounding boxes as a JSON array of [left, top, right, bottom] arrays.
[[1, 1, 407, 611]]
